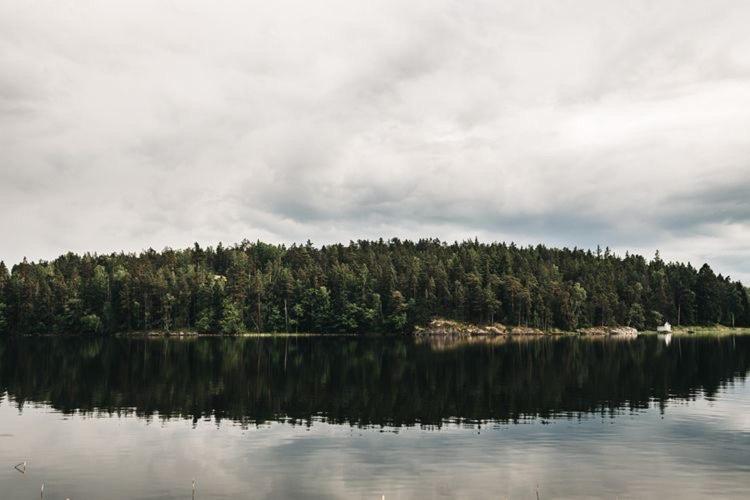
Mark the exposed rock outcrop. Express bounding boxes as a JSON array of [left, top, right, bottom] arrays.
[[414, 319, 639, 337], [576, 326, 638, 336], [507, 326, 546, 336], [414, 319, 551, 336], [413, 319, 507, 336]]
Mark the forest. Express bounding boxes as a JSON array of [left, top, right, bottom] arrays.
[[0, 239, 748, 335]]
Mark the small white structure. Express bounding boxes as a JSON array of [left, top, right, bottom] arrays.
[[657, 322, 672, 333]]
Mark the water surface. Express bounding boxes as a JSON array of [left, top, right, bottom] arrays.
[[1, 334, 749, 498]]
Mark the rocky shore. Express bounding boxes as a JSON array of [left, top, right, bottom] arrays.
[[576, 326, 638, 336], [413, 319, 638, 337], [413, 319, 549, 336]]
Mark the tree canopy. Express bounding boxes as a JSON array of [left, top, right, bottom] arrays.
[[0, 239, 747, 335]]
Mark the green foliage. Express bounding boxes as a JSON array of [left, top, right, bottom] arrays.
[[627, 303, 645, 330], [300, 286, 332, 332], [387, 290, 409, 333], [648, 310, 663, 328], [0, 240, 747, 334], [80, 313, 103, 334], [219, 299, 244, 335], [0, 302, 7, 335], [195, 313, 213, 334]]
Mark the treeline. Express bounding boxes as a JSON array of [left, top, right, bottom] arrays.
[[0, 239, 748, 335]]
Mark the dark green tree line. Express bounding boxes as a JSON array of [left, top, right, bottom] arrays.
[[0, 239, 748, 334]]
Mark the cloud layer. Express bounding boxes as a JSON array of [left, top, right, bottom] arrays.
[[2, 0, 750, 279]]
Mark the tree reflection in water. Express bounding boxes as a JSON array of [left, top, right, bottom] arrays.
[[1, 335, 748, 427]]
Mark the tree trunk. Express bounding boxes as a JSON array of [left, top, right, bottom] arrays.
[[143, 292, 149, 330], [284, 298, 289, 333]]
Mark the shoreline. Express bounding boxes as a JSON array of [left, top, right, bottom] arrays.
[[9, 323, 750, 338], [412, 319, 639, 337]]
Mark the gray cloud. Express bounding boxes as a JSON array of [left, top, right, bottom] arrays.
[[1, 0, 750, 280]]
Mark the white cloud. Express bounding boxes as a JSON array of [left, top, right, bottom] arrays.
[[1, 0, 750, 280]]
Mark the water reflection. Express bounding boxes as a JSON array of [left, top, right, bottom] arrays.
[[0, 335, 748, 426]]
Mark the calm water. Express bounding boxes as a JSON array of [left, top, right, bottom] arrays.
[[1, 334, 749, 499]]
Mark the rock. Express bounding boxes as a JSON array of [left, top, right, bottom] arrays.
[[608, 326, 638, 336], [507, 326, 545, 335], [577, 326, 638, 336], [414, 319, 508, 336]]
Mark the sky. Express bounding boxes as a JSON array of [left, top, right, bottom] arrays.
[[1, 0, 749, 280]]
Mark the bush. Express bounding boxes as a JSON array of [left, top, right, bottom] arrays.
[[80, 314, 103, 334], [195, 313, 213, 334]]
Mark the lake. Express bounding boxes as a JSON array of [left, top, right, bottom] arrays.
[[1, 334, 749, 499]]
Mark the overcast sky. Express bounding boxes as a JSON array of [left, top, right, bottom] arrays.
[[1, 0, 749, 280]]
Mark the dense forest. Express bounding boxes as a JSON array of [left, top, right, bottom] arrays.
[[0, 239, 748, 335]]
